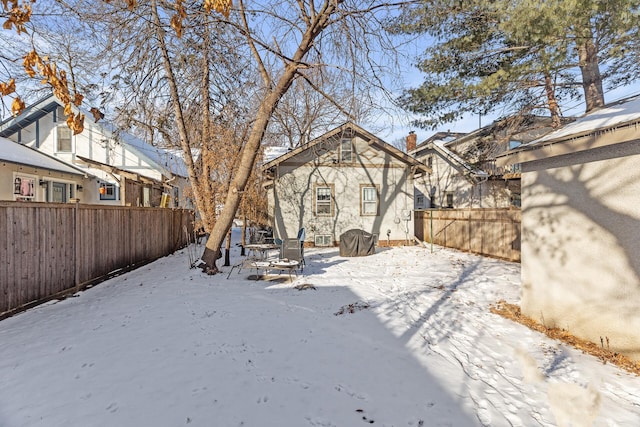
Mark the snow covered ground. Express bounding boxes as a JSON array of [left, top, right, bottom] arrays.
[[1, 230, 639, 427]]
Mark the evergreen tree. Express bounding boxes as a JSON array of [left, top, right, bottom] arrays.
[[390, 0, 640, 129]]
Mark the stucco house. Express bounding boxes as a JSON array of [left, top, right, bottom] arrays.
[[261, 122, 430, 247], [1, 136, 92, 202], [0, 95, 189, 207], [411, 116, 563, 209], [496, 96, 640, 361]]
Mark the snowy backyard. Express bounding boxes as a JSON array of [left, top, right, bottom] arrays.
[[1, 230, 639, 427]]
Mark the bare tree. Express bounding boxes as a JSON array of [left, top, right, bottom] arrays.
[[34, 0, 405, 274]]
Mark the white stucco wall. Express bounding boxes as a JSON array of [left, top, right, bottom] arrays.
[[4, 103, 190, 207], [521, 142, 640, 360], [268, 134, 415, 245], [8, 107, 165, 182], [0, 163, 89, 203], [413, 148, 512, 209]]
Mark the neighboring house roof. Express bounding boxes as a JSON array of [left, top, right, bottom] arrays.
[[75, 155, 167, 187], [414, 131, 467, 151], [525, 95, 640, 145], [263, 146, 291, 163], [434, 139, 489, 178], [0, 94, 57, 137], [411, 132, 488, 179], [262, 122, 430, 173], [101, 122, 189, 178], [497, 96, 640, 165], [449, 115, 561, 146], [0, 136, 87, 176], [0, 94, 188, 179]]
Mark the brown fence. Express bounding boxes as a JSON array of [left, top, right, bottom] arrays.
[[415, 208, 521, 262], [1, 202, 194, 318]]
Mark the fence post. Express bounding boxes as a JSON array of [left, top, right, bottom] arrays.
[[429, 210, 433, 254], [74, 201, 80, 292]]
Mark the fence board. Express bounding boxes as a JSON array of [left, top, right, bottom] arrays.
[[416, 208, 521, 262], [1, 202, 194, 318]]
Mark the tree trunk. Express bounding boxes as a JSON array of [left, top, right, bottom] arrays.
[[151, 0, 210, 230], [240, 214, 247, 256], [199, 0, 338, 274], [544, 73, 561, 128], [200, 92, 284, 273], [577, 34, 605, 112], [224, 227, 232, 266]]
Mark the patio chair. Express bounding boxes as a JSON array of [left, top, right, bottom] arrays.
[[280, 238, 305, 271], [273, 237, 283, 258], [296, 227, 306, 265]]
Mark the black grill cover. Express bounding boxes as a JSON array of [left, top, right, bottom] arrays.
[[339, 229, 376, 257]]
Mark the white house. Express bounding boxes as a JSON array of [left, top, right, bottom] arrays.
[[0, 136, 91, 202], [497, 96, 640, 361], [0, 95, 189, 207], [261, 122, 430, 247], [411, 116, 563, 209]]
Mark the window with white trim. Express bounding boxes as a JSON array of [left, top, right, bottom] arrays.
[[360, 185, 378, 216], [13, 174, 36, 201], [99, 182, 117, 200], [315, 187, 332, 216], [56, 125, 72, 152], [340, 138, 353, 162], [314, 235, 332, 246]]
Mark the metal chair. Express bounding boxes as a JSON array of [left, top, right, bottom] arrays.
[[280, 238, 305, 271]]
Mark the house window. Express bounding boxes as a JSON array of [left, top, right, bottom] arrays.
[[416, 195, 425, 209], [445, 192, 454, 208], [314, 235, 333, 247], [427, 156, 433, 169], [56, 125, 72, 152], [360, 185, 379, 216], [100, 183, 117, 200], [13, 175, 35, 201], [314, 185, 333, 216], [340, 138, 353, 162]]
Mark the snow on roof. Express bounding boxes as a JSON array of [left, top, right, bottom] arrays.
[[528, 95, 640, 145], [99, 122, 189, 178], [1, 94, 189, 179], [263, 146, 291, 163], [0, 137, 86, 176]]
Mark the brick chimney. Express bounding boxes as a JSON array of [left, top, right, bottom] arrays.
[[406, 131, 417, 152]]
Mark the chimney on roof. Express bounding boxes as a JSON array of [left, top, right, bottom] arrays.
[[406, 131, 417, 152]]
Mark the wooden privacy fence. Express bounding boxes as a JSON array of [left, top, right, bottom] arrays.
[[0, 202, 194, 318], [415, 208, 521, 262]]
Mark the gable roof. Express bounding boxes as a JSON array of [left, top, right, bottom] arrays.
[[0, 94, 58, 137], [497, 96, 640, 165], [531, 95, 640, 145], [0, 136, 87, 176], [411, 131, 490, 180], [262, 122, 430, 173], [414, 131, 467, 151], [0, 94, 187, 179]]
